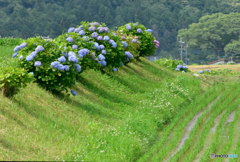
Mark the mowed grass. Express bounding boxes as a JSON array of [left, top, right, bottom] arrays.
[[0, 45, 205, 161], [188, 64, 240, 73], [0, 45, 18, 68]]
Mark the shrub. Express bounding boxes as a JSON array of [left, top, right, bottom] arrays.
[[117, 22, 158, 57], [0, 67, 34, 97], [0, 37, 23, 46]]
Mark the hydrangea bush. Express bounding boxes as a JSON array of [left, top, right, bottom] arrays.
[[117, 22, 158, 58], [10, 21, 159, 95]]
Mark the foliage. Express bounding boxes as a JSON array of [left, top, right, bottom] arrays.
[[117, 23, 157, 58], [0, 67, 34, 97], [178, 13, 240, 51], [0, 37, 23, 46], [155, 58, 190, 72]]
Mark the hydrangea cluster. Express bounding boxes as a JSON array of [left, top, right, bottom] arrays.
[[175, 64, 188, 71], [125, 51, 133, 59], [126, 24, 131, 30], [68, 27, 75, 33], [122, 41, 128, 48], [199, 70, 203, 74], [34, 61, 41, 67], [89, 26, 96, 32], [113, 68, 117, 72], [205, 69, 211, 73], [66, 37, 73, 43], [137, 28, 142, 33], [79, 30, 85, 36], [78, 48, 90, 58], [154, 40, 159, 48], [146, 29, 153, 33]]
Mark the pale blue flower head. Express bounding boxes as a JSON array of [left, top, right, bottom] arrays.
[[26, 55, 34, 61], [146, 29, 153, 33], [101, 50, 107, 55], [64, 65, 70, 71], [91, 32, 98, 38], [112, 42, 117, 48], [19, 55, 23, 60], [66, 37, 73, 43], [103, 36, 110, 41], [89, 26, 96, 31], [97, 36, 103, 40], [58, 56, 66, 63], [99, 60, 107, 67], [12, 53, 18, 58], [177, 65, 183, 69], [72, 44, 78, 49], [137, 28, 142, 33], [183, 66, 187, 70], [83, 36, 89, 41], [98, 27, 104, 33], [79, 30, 85, 36], [20, 43, 27, 48], [122, 41, 128, 48], [98, 54, 105, 61], [113, 68, 117, 72], [68, 55, 78, 63], [199, 70, 203, 74], [75, 64, 81, 72], [175, 68, 180, 71], [68, 27, 75, 33], [132, 39, 137, 43], [126, 25, 131, 30], [109, 40, 115, 44], [99, 45, 105, 49], [71, 90, 77, 96], [14, 45, 21, 52], [103, 27, 109, 33], [51, 61, 60, 69], [58, 64, 65, 71], [34, 61, 41, 67]]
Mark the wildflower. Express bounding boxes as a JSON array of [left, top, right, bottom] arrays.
[[91, 32, 98, 38], [71, 90, 77, 96], [97, 36, 103, 40], [68, 27, 75, 33], [58, 64, 65, 71], [20, 43, 27, 48], [26, 55, 34, 61], [58, 56, 66, 63], [99, 45, 105, 49], [199, 70, 203, 74], [113, 68, 117, 72], [66, 37, 73, 43], [12, 53, 18, 58], [19, 55, 23, 60], [34, 61, 41, 67], [75, 64, 81, 72], [101, 50, 107, 55], [89, 26, 96, 31], [72, 44, 78, 49], [79, 30, 85, 36], [51, 61, 60, 69], [126, 25, 131, 30], [137, 28, 142, 33], [98, 54, 105, 61], [14, 45, 21, 52], [64, 65, 70, 71], [103, 36, 110, 41]]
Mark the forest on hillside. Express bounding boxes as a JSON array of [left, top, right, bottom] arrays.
[[1, 0, 240, 62]]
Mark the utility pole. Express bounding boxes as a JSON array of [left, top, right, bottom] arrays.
[[185, 44, 188, 65], [179, 38, 185, 61]]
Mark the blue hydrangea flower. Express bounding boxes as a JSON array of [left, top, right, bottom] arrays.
[[66, 37, 73, 43], [175, 68, 180, 71], [103, 27, 109, 33], [14, 45, 21, 52], [75, 64, 81, 72], [134, 23, 138, 26], [101, 50, 107, 55], [126, 25, 131, 30], [199, 70, 203, 74], [132, 39, 137, 43], [26, 55, 34, 61], [79, 30, 85, 36], [83, 36, 89, 41], [58, 56, 66, 63], [177, 65, 183, 69], [58, 64, 65, 71], [34, 61, 41, 67], [64, 65, 70, 71], [51, 61, 60, 69], [68, 27, 75, 33], [122, 41, 128, 48], [79, 54, 83, 58], [121, 62, 124, 66], [71, 90, 77, 96], [103, 36, 110, 41], [146, 29, 153, 33], [183, 63, 186, 66], [30, 51, 37, 58], [125, 51, 133, 59], [35, 45, 44, 53], [20, 43, 27, 48], [99, 45, 105, 49], [97, 36, 103, 40], [12, 53, 18, 58], [19, 55, 23, 60], [91, 32, 98, 38], [89, 26, 96, 31], [98, 60, 107, 67], [109, 40, 115, 44], [112, 33, 116, 36], [98, 54, 105, 61], [29, 72, 34, 76], [68, 55, 78, 63], [62, 51, 68, 57], [72, 44, 78, 49], [112, 42, 117, 48], [78, 48, 89, 57], [183, 66, 187, 70], [137, 28, 142, 33], [98, 27, 104, 33], [68, 51, 76, 56], [75, 27, 81, 33], [113, 68, 117, 72]]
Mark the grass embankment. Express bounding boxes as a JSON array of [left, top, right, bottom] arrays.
[[0, 46, 205, 161]]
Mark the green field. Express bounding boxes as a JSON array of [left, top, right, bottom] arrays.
[[1, 45, 240, 161]]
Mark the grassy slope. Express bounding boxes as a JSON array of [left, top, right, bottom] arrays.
[[0, 46, 205, 161]]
